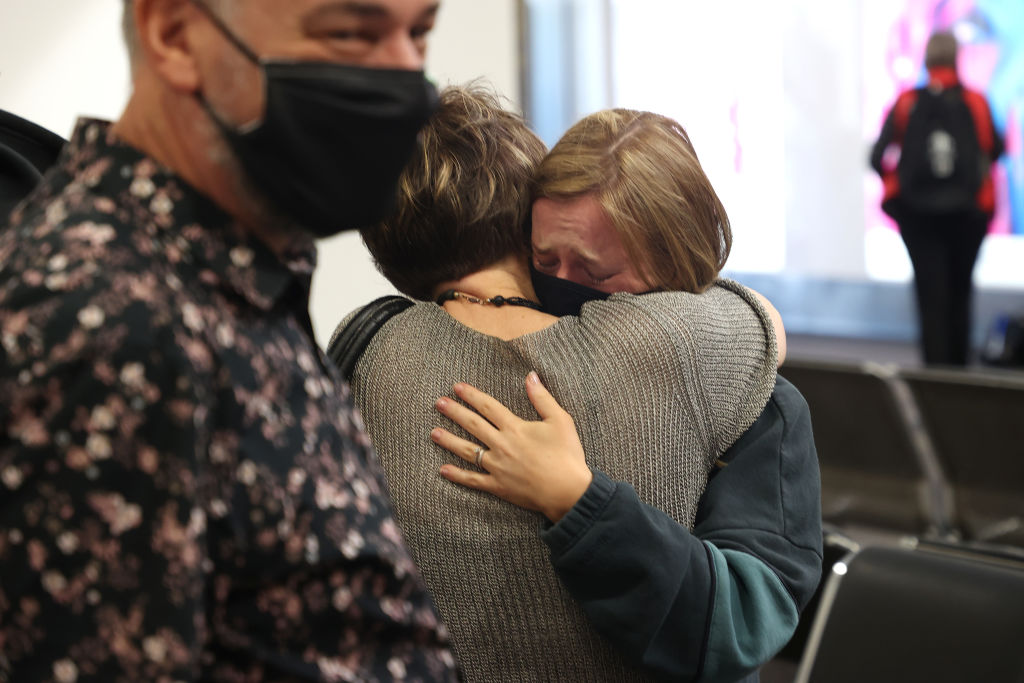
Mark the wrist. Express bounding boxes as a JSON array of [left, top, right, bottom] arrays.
[[543, 467, 594, 523]]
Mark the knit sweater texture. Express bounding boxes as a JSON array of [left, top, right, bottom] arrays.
[[345, 279, 777, 682]]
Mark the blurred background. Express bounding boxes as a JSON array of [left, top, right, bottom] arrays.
[[3, 0, 1022, 355]]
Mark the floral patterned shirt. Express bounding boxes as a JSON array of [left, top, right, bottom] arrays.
[[0, 120, 457, 683]]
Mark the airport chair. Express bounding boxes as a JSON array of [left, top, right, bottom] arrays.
[[774, 527, 860, 664], [898, 366, 1024, 546], [794, 545, 1024, 683], [780, 359, 952, 536]]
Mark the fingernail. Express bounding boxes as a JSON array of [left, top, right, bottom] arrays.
[[439, 465, 451, 477], [453, 383, 465, 394], [528, 371, 540, 385], [430, 428, 442, 441], [436, 397, 449, 410]]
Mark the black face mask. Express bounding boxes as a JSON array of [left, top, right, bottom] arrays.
[[530, 265, 610, 317], [192, 1, 438, 237]]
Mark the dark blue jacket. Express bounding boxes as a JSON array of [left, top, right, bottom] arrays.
[[542, 377, 823, 682]]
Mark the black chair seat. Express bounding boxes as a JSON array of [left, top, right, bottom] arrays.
[[795, 545, 1024, 683]]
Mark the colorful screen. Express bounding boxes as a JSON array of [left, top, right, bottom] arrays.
[[525, 0, 1024, 288], [864, 0, 1024, 284]]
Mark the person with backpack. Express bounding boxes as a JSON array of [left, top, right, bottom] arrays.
[[871, 31, 1005, 366]]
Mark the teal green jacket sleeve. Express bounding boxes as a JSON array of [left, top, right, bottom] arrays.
[[540, 377, 822, 682]]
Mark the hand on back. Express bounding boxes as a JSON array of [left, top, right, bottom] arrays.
[[431, 372, 593, 522]]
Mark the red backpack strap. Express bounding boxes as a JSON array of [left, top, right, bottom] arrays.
[[892, 88, 921, 142], [961, 88, 997, 154]]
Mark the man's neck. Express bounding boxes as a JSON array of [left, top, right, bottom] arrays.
[[111, 81, 302, 257]]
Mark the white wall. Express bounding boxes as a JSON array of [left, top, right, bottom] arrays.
[[781, 0, 868, 280], [0, 0, 522, 346], [0, 0, 130, 137]]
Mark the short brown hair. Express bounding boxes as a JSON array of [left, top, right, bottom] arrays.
[[361, 84, 547, 300], [925, 31, 958, 70], [122, 0, 230, 68], [122, 0, 139, 65], [533, 109, 731, 293]]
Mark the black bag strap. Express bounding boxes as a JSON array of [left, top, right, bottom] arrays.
[[327, 295, 414, 381]]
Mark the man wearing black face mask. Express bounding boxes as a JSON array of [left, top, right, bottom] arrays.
[[0, 1, 458, 681]]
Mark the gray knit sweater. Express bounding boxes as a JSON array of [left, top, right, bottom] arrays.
[[344, 280, 777, 682]]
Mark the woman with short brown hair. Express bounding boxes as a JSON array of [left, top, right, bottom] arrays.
[[361, 86, 545, 301]]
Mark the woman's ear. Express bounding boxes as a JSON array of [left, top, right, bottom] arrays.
[[133, 0, 203, 93]]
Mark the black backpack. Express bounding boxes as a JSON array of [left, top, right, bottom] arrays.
[[898, 85, 983, 214]]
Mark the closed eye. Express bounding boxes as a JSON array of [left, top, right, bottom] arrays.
[[410, 22, 433, 39], [533, 255, 558, 272], [327, 29, 376, 43]]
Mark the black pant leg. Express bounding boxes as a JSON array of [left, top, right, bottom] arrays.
[[943, 212, 989, 365], [899, 215, 953, 365]]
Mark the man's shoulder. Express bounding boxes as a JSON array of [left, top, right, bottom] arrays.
[[0, 274, 195, 372], [4, 185, 166, 281], [0, 206, 212, 372], [892, 88, 921, 124], [959, 87, 994, 117], [958, 85, 987, 101]]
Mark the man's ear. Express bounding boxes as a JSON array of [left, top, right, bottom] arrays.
[[133, 0, 202, 92]]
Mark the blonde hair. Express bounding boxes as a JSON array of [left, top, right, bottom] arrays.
[[362, 83, 548, 300], [534, 109, 730, 293]]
